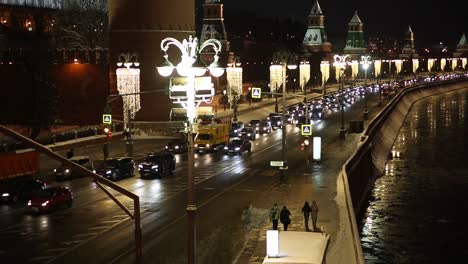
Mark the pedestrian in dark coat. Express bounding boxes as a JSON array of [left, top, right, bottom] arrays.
[[311, 200, 320, 230], [280, 206, 291, 231], [302, 201, 312, 231]]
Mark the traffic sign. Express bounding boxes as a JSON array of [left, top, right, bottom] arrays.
[[252, 87, 261, 99], [102, 114, 112, 124], [270, 160, 284, 167], [301, 124, 312, 136]]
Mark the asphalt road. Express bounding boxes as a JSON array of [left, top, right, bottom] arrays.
[[0, 87, 389, 263]]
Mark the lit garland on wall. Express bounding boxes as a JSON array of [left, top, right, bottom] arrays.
[[374, 60, 381, 77], [116, 66, 141, 126], [440, 58, 446, 71], [394, 59, 403, 74], [350, 60, 359, 79], [451, 58, 456, 70], [226, 62, 243, 105], [412, 59, 419, 74], [462, 58, 467, 69], [299, 62, 310, 91], [270, 64, 283, 92], [428, 58, 435, 72], [320, 61, 329, 86]]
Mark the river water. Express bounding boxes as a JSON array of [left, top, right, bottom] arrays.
[[359, 88, 468, 264]]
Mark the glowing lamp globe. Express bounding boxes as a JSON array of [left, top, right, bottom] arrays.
[[157, 55, 175, 77]]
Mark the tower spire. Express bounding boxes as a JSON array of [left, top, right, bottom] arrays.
[[343, 10, 366, 57], [400, 25, 418, 58], [302, 0, 332, 53]]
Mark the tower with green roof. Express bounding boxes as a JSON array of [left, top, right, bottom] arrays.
[[302, 0, 332, 53], [343, 11, 366, 58], [454, 33, 468, 57], [400, 25, 418, 58]]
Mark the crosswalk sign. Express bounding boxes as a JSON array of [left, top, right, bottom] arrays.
[[102, 114, 112, 124], [301, 124, 312, 136], [251, 88, 261, 99]]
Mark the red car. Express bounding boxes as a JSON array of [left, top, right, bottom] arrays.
[[27, 186, 73, 213]]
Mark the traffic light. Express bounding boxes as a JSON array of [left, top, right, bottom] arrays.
[[303, 137, 310, 148], [104, 126, 112, 139]]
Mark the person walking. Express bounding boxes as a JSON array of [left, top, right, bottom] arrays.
[[302, 201, 312, 231], [280, 205, 291, 231], [270, 203, 280, 230], [311, 200, 320, 230]]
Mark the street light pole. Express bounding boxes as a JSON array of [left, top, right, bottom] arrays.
[[333, 54, 349, 138], [157, 35, 224, 264], [360, 55, 372, 119]]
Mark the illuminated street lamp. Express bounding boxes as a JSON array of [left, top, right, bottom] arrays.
[[360, 55, 372, 119], [116, 53, 141, 157], [157, 35, 224, 264], [333, 54, 350, 138]]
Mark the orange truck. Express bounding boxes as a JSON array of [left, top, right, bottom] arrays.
[[0, 149, 39, 180]]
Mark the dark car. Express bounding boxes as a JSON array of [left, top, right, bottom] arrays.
[[28, 186, 73, 213], [138, 152, 176, 179], [238, 127, 256, 140], [258, 121, 272, 134], [224, 139, 252, 155], [230, 122, 245, 136], [0, 179, 46, 203], [54, 156, 94, 181], [248, 119, 262, 129], [165, 138, 189, 154], [94, 157, 135, 181], [311, 107, 325, 120], [269, 115, 283, 129]]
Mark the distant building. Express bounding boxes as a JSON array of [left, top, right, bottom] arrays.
[[453, 33, 468, 57], [302, 0, 332, 54], [399, 25, 418, 59], [343, 11, 367, 59]]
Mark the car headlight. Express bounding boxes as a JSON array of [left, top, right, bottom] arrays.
[[235, 147, 240, 151], [224, 146, 228, 150], [64, 169, 70, 175], [151, 165, 159, 170], [138, 164, 143, 168], [92, 170, 96, 173], [277, 121, 281, 125], [165, 146, 168, 149], [233, 129, 237, 133], [206, 144, 210, 147], [53, 169, 57, 173], [27, 200, 31, 206], [2, 193, 9, 197], [247, 133, 251, 136], [106, 170, 112, 175], [264, 127, 267, 130], [194, 144, 198, 147], [175, 146, 179, 149], [41, 201, 49, 207], [238, 133, 242, 137]]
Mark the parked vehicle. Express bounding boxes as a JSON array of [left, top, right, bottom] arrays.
[[224, 139, 252, 155], [238, 127, 256, 141], [54, 156, 94, 181], [165, 138, 189, 154], [0, 179, 46, 203], [230, 121, 245, 136], [138, 152, 176, 178], [194, 123, 230, 153], [0, 150, 39, 181], [94, 157, 135, 181], [27, 186, 73, 213], [258, 121, 272, 134]]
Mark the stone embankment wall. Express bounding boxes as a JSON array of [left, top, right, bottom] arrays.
[[345, 79, 468, 217]]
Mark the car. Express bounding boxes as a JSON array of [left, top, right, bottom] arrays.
[[138, 152, 176, 178], [248, 119, 262, 129], [230, 121, 245, 136], [238, 127, 256, 140], [53, 156, 94, 181], [224, 139, 252, 155], [165, 138, 189, 153], [94, 157, 135, 181], [311, 107, 325, 120], [0, 179, 46, 203], [269, 115, 283, 129], [27, 186, 73, 213], [258, 120, 272, 134]]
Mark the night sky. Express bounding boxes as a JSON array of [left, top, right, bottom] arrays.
[[222, 0, 468, 47]]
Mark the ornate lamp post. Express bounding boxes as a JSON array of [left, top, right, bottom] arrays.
[[157, 35, 224, 264], [116, 53, 141, 157], [333, 54, 350, 138], [360, 55, 372, 119]]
